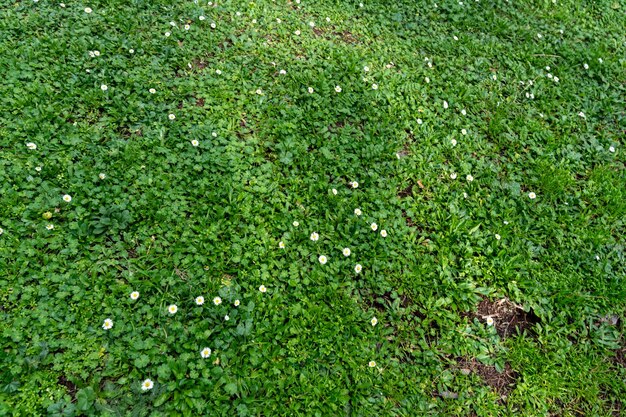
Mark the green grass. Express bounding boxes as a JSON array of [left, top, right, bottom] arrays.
[[1, 0, 625, 415]]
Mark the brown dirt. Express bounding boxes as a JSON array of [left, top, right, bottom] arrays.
[[470, 297, 540, 338], [456, 357, 518, 396], [58, 375, 77, 402]]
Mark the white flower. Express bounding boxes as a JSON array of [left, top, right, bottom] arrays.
[[294, 29, 301, 35], [553, 76, 559, 83], [453, 35, 459, 41], [450, 172, 457, 180], [213, 296, 222, 306], [443, 100, 448, 109], [292, 221, 299, 227], [451, 139, 457, 147], [427, 61, 432, 68], [279, 241, 285, 249], [200, 347, 211, 358], [35, 166, 42, 172], [168, 114, 175, 120], [141, 379, 154, 391], [370, 223, 378, 231], [425, 77, 430, 83], [492, 74, 497, 80], [495, 234, 501, 240], [252, 19, 257, 24], [169, 21, 176, 26], [309, 21, 315, 27], [596, 255, 600, 261], [210, 22, 216, 28], [578, 111, 586, 118], [332, 188, 338, 195], [199, 16, 205, 21], [184, 24, 190, 30], [165, 32, 171, 37], [583, 63, 589, 70], [598, 58, 603, 64], [26, 142, 37, 150], [276, 18, 281, 23], [307, 87, 314, 93], [461, 129, 467, 135], [463, 192, 468, 199], [335, 85, 342, 93], [62, 194, 72, 202], [359, 2, 363, 7], [60, 3, 65, 7], [545, 66, 551, 71], [380, 230, 387, 237], [609, 146, 615, 153], [215, 69, 222, 75], [363, 66, 370, 72], [354, 264, 362, 273], [279, 69, 286, 75], [546, 73, 553, 79], [168, 304, 178, 314], [191, 139, 199, 147], [46, 224, 54, 230], [528, 192, 536, 199], [99, 173, 106, 179], [369, 361, 376, 368], [130, 291, 139, 300], [352, 181, 359, 188], [259, 285, 267, 293], [0, 228, 3, 235], [343, 248, 351, 257], [89, 51, 95, 58], [354, 208, 362, 216], [102, 318, 113, 330], [504, 221, 509, 225], [537, 33, 542, 39], [371, 317, 378, 326], [310, 232, 319, 241], [318, 255, 328, 264], [372, 84, 378, 90], [417, 119, 423, 125], [101, 84, 108, 91], [466, 174, 474, 182], [84, 7, 92, 13], [486, 317, 494, 326], [195, 296, 205, 305], [129, 49, 134, 54], [234, 299, 240, 307], [212, 131, 218, 137], [256, 89, 263, 95], [224, 315, 230, 321], [461, 109, 466, 115]]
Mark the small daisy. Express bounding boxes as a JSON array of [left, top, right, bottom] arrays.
[[224, 315, 230, 321], [130, 291, 139, 300], [528, 192, 537, 199], [310, 232, 319, 241], [354, 264, 362, 273], [276, 18, 281, 23], [215, 69, 222, 75], [609, 146, 615, 153], [451, 139, 457, 146], [102, 318, 113, 330], [332, 188, 338, 195], [486, 317, 494, 326], [368, 361, 376, 368], [191, 139, 199, 147], [213, 296, 222, 306], [583, 63, 589, 70], [598, 58, 603, 64], [200, 347, 211, 358], [99, 173, 106, 179], [466, 174, 474, 182], [425, 77, 430, 83], [62, 194, 72, 202], [256, 89, 263, 95], [351, 181, 359, 188], [129, 49, 134, 54], [495, 234, 501, 240], [46, 224, 54, 230], [35, 166, 42, 171], [463, 192, 468, 199], [318, 255, 328, 264], [364, 66, 370, 72], [335, 85, 342, 93], [93, 51, 100, 57], [184, 24, 190, 30], [100, 85, 108, 92], [546, 73, 553, 79], [380, 230, 387, 237], [259, 285, 267, 293], [199, 15, 205, 21], [26, 142, 37, 150], [578, 111, 586, 118], [370, 223, 378, 231], [294, 29, 301, 35], [279, 69, 286, 75], [326, 17, 330, 22], [84, 7, 92, 13], [234, 299, 240, 307], [59, 3, 65, 7], [461, 109, 467, 116], [141, 379, 154, 391], [212, 132, 218, 137], [292, 221, 299, 227], [453, 35, 459, 41], [307, 87, 314, 93], [443, 100, 449, 109], [371, 317, 378, 326], [450, 172, 458, 180], [354, 208, 362, 216], [492, 74, 497, 80], [308, 21, 315, 27], [417, 119, 423, 125], [343, 248, 351, 257], [168, 114, 175, 120], [553, 76, 559, 83], [537, 33, 542, 39], [0, 228, 3, 235], [195, 296, 205, 305], [371, 83, 379, 90], [210, 22, 216, 28], [165, 32, 171, 37], [279, 241, 285, 249], [461, 129, 467, 135], [168, 305, 178, 314]]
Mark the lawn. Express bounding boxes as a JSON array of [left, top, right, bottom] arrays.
[[1, 0, 625, 415]]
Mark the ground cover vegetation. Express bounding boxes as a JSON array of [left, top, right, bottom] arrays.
[[1, 0, 625, 415]]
